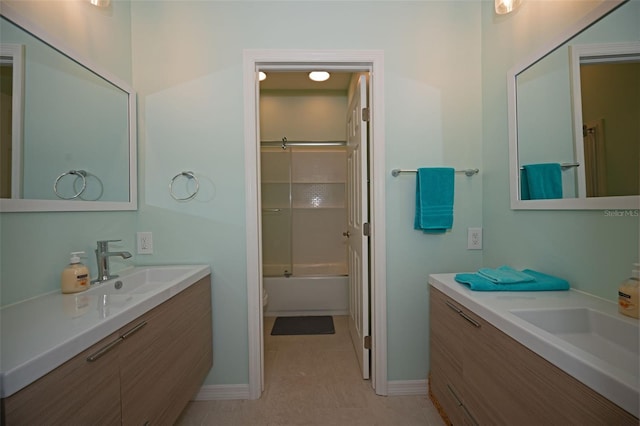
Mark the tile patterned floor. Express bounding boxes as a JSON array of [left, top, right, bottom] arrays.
[[177, 316, 445, 425]]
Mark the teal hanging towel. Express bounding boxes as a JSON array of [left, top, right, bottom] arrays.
[[414, 167, 455, 233], [521, 163, 563, 200]]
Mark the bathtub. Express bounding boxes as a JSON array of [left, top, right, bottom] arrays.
[[262, 262, 347, 277], [263, 274, 349, 317]]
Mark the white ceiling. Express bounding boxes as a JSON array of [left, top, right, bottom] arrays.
[[259, 71, 352, 91]]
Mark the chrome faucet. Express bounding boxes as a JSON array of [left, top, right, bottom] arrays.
[[92, 240, 132, 284]]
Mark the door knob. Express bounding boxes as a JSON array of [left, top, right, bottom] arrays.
[[343, 231, 351, 238]]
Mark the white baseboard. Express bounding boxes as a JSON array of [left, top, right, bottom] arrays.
[[194, 384, 252, 401], [194, 380, 427, 401], [386, 379, 428, 396]]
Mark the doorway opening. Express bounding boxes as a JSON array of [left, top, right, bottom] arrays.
[[259, 70, 368, 384], [243, 50, 387, 399], [259, 70, 352, 292]]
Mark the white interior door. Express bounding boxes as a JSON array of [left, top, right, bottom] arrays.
[[346, 75, 370, 379]]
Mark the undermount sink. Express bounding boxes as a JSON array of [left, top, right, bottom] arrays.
[[88, 266, 201, 295], [510, 307, 639, 377], [429, 273, 640, 417], [1, 264, 211, 399]]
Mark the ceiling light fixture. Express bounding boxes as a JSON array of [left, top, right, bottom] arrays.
[[495, 0, 522, 15], [259, 72, 266, 81], [308, 71, 330, 82], [89, 0, 111, 7]]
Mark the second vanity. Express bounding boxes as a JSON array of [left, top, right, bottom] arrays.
[[428, 273, 639, 425], [0, 265, 212, 425]]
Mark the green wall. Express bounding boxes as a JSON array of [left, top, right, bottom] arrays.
[[130, 0, 483, 386], [2, 0, 637, 393]]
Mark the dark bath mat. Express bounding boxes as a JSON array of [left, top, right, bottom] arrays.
[[271, 315, 335, 336]]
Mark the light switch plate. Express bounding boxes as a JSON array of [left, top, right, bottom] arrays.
[[137, 232, 153, 255]]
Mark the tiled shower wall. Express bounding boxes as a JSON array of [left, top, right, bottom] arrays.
[[261, 146, 348, 277]]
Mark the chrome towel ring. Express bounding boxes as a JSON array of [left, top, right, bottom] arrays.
[[54, 170, 87, 199], [170, 171, 199, 201]]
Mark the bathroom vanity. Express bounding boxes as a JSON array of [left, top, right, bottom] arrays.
[[1, 265, 212, 425], [428, 273, 639, 425]]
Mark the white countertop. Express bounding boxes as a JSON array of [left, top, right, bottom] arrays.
[[0, 264, 211, 398], [429, 273, 639, 418]]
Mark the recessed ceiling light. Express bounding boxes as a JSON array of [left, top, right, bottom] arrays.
[[495, 0, 522, 15], [309, 71, 330, 82], [89, 0, 111, 7], [259, 72, 267, 81]]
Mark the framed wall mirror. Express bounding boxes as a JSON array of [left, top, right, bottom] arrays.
[[508, 0, 639, 210], [0, 5, 137, 212]]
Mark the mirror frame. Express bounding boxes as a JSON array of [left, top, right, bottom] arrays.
[[507, 0, 639, 210], [0, 4, 137, 212]]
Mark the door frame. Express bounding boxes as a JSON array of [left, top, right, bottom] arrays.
[[243, 49, 387, 399]]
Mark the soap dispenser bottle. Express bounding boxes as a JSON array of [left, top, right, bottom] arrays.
[[61, 252, 90, 294], [618, 263, 639, 319]]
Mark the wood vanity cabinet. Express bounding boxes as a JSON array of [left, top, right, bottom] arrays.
[[429, 287, 467, 425], [120, 275, 213, 425], [0, 331, 122, 425], [429, 285, 638, 426], [2, 275, 213, 426]]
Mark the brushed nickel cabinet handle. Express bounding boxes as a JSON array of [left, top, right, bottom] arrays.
[[446, 384, 463, 407], [121, 321, 147, 339], [461, 403, 480, 426], [86, 337, 124, 362], [87, 321, 147, 362], [445, 300, 462, 314], [445, 300, 481, 328], [447, 384, 479, 426], [459, 311, 481, 328]]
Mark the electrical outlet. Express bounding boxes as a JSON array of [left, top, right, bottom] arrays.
[[467, 227, 483, 250], [137, 232, 153, 255]]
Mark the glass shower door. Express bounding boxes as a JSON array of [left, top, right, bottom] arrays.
[[260, 147, 292, 277], [290, 146, 347, 276]]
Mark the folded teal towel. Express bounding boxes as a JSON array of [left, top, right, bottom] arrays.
[[477, 265, 535, 284], [454, 269, 569, 291], [414, 167, 454, 233], [521, 163, 563, 200], [520, 168, 531, 200]]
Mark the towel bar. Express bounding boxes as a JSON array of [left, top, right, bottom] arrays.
[[391, 168, 479, 177], [519, 162, 580, 170]]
